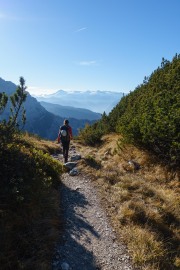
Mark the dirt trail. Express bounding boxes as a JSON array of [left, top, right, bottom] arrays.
[[52, 146, 134, 270]]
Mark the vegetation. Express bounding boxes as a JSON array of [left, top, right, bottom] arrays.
[[84, 155, 101, 169], [1, 52, 180, 269], [0, 77, 27, 132], [78, 112, 110, 146], [0, 78, 63, 269], [0, 92, 8, 113], [76, 134, 180, 270], [79, 54, 180, 167], [76, 55, 180, 269]]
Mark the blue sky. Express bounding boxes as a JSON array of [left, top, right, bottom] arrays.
[[0, 0, 180, 95]]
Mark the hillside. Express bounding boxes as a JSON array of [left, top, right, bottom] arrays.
[[0, 130, 63, 270], [0, 130, 179, 270], [108, 55, 180, 165], [76, 55, 180, 269], [75, 134, 180, 270], [79, 54, 180, 166], [0, 77, 96, 139], [35, 89, 124, 114], [40, 101, 101, 120]]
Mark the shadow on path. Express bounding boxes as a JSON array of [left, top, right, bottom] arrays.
[[52, 181, 101, 270]]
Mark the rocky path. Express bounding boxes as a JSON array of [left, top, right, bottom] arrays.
[[52, 147, 134, 270]]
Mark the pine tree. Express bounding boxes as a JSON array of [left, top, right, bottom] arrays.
[[0, 92, 8, 114], [9, 76, 27, 129]]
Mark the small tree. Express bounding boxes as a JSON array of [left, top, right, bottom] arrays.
[[8, 76, 27, 129], [0, 77, 27, 143], [0, 92, 8, 115]]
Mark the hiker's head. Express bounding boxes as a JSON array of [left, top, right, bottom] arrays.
[[64, 119, 69, 125]]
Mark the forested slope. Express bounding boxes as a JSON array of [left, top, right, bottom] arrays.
[[79, 54, 180, 166], [109, 54, 180, 164]]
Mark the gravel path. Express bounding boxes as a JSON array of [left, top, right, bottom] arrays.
[[52, 148, 134, 270]]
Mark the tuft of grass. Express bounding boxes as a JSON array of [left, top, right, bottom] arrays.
[[84, 155, 101, 169], [174, 257, 180, 268], [123, 226, 165, 269], [18, 132, 60, 154]]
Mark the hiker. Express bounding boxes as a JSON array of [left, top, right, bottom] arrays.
[[58, 119, 73, 163]]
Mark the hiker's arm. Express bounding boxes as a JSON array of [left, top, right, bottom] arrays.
[[69, 126, 73, 139], [57, 129, 61, 143]]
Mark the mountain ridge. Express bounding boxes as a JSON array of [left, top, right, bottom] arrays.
[[40, 101, 101, 121], [0, 77, 96, 139], [35, 89, 124, 113]]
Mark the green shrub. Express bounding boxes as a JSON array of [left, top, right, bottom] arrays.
[[0, 77, 63, 269], [78, 123, 104, 146], [110, 54, 180, 166], [0, 132, 63, 269], [78, 112, 110, 146]]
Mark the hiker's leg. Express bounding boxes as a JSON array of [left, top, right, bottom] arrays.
[[64, 147, 68, 163], [64, 142, 70, 163], [62, 143, 66, 162]]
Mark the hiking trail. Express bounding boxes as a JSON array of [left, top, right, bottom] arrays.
[[52, 145, 134, 270]]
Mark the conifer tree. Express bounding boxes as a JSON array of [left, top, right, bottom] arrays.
[[9, 76, 27, 129], [0, 92, 8, 114]]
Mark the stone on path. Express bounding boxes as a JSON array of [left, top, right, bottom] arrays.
[[70, 154, 81, 161], [61, 262, 70, 270], [69, 168, 79, 176], [63, 162, 77, 170]]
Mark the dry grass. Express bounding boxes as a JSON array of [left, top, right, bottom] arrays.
[[74, 134, 180, 270], [20, 132, 60, 154], [123, 225, 165, 269]]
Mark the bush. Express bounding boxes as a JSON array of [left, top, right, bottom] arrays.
[[78, 123, 104, 146], [0, 132, 63, 269], [110, 54, 180, 166]]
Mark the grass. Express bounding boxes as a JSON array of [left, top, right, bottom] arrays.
[[123, 226, 165, 269], [75, 134, 180, 270], [0, 132, 63, 270], [84, 155, 101, 169]]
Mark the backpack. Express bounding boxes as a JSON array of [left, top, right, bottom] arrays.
[[60, 125, 70, 142]]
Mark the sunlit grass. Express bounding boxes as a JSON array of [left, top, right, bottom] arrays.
[[75, 134, 180, 270], [123, 226, 165, 269]]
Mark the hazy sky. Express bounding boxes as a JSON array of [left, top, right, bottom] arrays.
[[0, 0, 180, 95]]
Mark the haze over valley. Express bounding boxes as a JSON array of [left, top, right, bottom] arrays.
[[0, 77, 124, 140], [35, 90, 124, 114]]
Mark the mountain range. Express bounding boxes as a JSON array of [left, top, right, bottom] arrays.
[[35, 90, 124, 114], [0, 78, 96, 140], [40, 101, 101, 120], [0, 77, 124, 139]]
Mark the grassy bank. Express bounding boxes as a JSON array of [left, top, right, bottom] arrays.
[[0, 132, 63, 270], [75, 134, 180, 270]]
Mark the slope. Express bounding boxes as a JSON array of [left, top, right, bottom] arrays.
[[74, 134, 180, 270], [35, 90, 124, 113], [0, 131, 63, 270], [40, 101, 101, 120], [0, 77, 96, 139]]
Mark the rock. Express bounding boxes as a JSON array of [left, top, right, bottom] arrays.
[[128, 160, 140, 170], [75, 186, 81, 190], [63, 162, 77, 170], [70, 154, 81, 161], [61, 262, 70, 270], [69, 168, 79, 176]]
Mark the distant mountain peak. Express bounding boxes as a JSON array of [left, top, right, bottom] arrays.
[[35, 89, 124, 113]]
